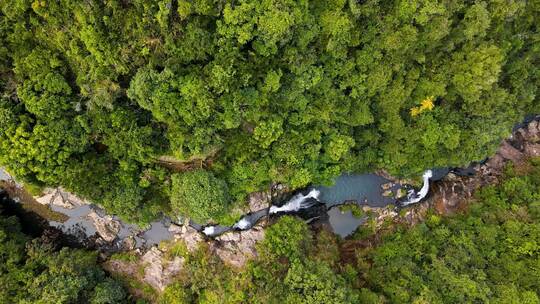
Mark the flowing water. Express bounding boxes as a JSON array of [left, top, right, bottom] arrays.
[[400, 170, 432, 206], [317, 173, 397, 208], [202, 225, 231, 237], [232, 209, 268, 230], [269, 189, 321, 214], [0, 167, 430, 243], [2, 116, 538, 245]]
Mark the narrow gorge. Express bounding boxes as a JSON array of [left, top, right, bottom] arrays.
[[2, 116, 539, 283]]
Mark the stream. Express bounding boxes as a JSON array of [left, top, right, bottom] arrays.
[[0, 165, 438, 243], [0, 166, 438, 242], [1, 115, 537, 247]]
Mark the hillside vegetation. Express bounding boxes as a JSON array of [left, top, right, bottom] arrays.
[[0, 0, 538, 223], [154, 159, 540, 303]]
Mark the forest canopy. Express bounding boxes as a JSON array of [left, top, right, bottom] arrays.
[[0, 211, 128, 303], [155, 158, 540, 303], [0, 0, 538, 223]]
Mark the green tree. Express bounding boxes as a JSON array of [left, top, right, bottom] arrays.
[[171, 170, 231, 223], [0, 209, 128, 304]]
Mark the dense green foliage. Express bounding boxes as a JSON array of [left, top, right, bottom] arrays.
[[160, 216, 360, 303], [156, 160, 540, 303], [359, 163, 540, 303], [0, 1, 538, 223], [0, 212, 128, 303], [171, 170, 231, 223]]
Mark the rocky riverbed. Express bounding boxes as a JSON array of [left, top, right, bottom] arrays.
[[361, 118, 540, 229], [2, 116, 539, 293]]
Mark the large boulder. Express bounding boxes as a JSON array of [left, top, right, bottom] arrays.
[[35, 188, 88, 209], [524, 143, 540, 157], [171, 224, 204, 253], [361, 205, 399, 228], [142, 247, 184, 292], [86, 210, 121, 242], [485, 154, 505, 171], [526, 120, 540, 141], [35, 190, 56, 206], [270, 183, 291, 205], [248, 191, 271, 212], [212, 227, 265, 268], [0, 168, 12, 182], [498, 140, 523, 163]]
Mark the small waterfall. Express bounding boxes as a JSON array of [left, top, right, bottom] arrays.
[[202, 225, 230, 236], [269, 189, 320, 214], [401, 170, 433, 206], [233, 217, 251, 230], [202, 226, 216, 236]]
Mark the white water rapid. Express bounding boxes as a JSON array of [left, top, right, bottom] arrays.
[[202, 226, 216, 236], [233, 217, 251, 230], [269, 189, 321, 214], [401, 170, 433, 206]]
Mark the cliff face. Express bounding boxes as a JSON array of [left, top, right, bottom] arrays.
[[339, 119, 540, 264], [429, 119, 540, 215], [369, 118, 540, 227], [5, 119, 540, 295]]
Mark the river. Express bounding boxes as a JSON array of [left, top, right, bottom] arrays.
[[1, 115, 537, 247], [0, 166, 433, 242]]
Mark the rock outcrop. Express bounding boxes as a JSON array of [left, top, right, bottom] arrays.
[[362, 118, 540, 228], [86, 210, 121, 242], [407, 117, 540, 221], [211, 226, 265, 268], [361, 205, 399, 228], [35, 187, 88, 209], [171, 224, 204, 253], [142, 247, 184, 291], [248, 191, 271, 212]]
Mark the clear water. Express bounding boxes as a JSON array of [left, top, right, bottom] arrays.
[[5, 117, 537, 243], [49, 204, 166, 247], [317, 173, 397, 208], [49, 204, 97, 236], [0, 168, 436, 244], [430, 168, 450, 181], [141, 220, 174, 246]]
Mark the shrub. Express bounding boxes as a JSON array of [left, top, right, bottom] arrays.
[[171, 170, 231, 223]]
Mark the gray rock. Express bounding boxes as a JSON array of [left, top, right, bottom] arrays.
[[168, 223, 183, 234], [381, 182, 393, 190], [394, 188, 406, 199], [524, 143, 540, 157], [35, 191, 56, 206], [122, 236, 137, 251], [173, 225, 203, 253], [212, 227, 265, 268], [142, 247, 184, 291], [0, 167, 12, 182], [35, 187, 89, 209], [248, 191, 271, 212], [362, 205, 375, 213], [485, 154, 505, 171], [270, 183, 291, 204], [362, 206, 398, 228], [498, 140, 523, 162], [382, 190, 393, 197], [86, 210, 121, 242], [528, 120, 539, 136]]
